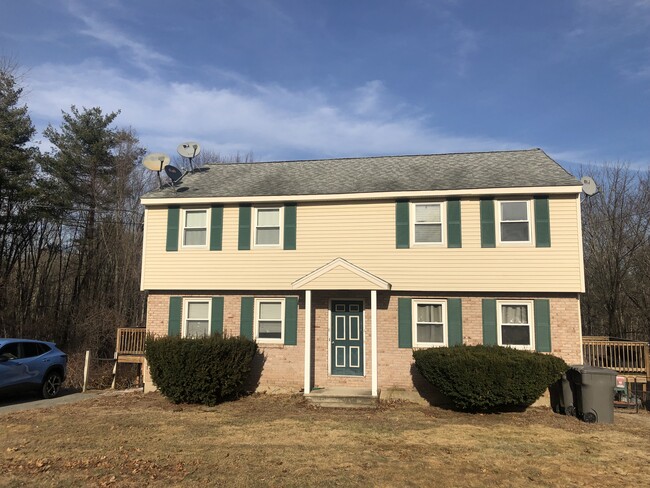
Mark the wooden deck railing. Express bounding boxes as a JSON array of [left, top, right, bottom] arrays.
[[116, 328, 146, 355], [583, 337, 650, 379]]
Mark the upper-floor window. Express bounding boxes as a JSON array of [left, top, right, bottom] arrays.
[[254, 298, 285, 343], [183, 209, 208, 247], [183, 299, 211, 338], [412, 300, 447, 347], [412, 202, 444, 245], [498, 201, 531, 243], [254, 207, 283, 248], [497, 300, 534, 350]]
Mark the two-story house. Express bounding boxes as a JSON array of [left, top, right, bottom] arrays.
[[140, 148, 585, 400]]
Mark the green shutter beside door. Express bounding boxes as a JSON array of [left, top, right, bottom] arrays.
[[168, 296, 182, 336], [284, 297, 298, 345], [210, 205, 223, 251], [398, 298, 412, 348], [238, 205, 251, 250], [534, 196, 551, 248], [534, 299, 552, 352], [447, 298, 463, 346], [482, 299, 497, 345], [480, 198, 495, 248], [211, 297, 224, 336], [396, 201, 410, 249], [240, 297, 254, 339], [166, 206, 180, 252], [284, 203, 297, 250], [447, 199, 462, 248]]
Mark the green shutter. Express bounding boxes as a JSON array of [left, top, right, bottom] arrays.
[[240, 297, 254, 339], [534, 196, 551, 248], [398, 298, 412, 348], [482, 299, 497, 345], [166, 206, 180, 252], [211, 297, 224, 336], [534, 299, 552, 352], [480, 199, 495, 248], [168, 296, 182, 336], [284, 203, 297, 250], [447, 199, 462, 248], [447, 298, 463, 346], [238, 205, 251, 250], [210, 205, 223, 251], [284, 297, 298, 345], [396, 201, 410, 249]]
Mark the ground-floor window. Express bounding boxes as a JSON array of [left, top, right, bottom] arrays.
[[412, 300, 447, 347], [497, 300, 534, 350], [255, 298, 285, 343], [183, 299, 211, 338]]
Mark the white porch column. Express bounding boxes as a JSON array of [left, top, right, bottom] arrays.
[[303, 290, 312, 395], [371, 289, 378, 397]]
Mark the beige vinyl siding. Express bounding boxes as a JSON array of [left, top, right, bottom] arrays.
[[299, 265, 383, 290], [141, 195, 584, 293]]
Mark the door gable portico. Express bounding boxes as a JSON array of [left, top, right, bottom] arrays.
[[292, 258, 391, 291]]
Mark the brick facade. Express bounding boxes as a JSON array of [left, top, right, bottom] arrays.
[[144, 290, 582, 394]]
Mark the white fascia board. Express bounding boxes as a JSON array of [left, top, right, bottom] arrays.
[[141, 185, 584, 207]]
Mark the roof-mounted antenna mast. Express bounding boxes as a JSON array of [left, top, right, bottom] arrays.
[[177, 141, 201, 173]]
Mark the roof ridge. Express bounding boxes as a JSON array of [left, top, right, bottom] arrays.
[[205, 148, 542, 166]]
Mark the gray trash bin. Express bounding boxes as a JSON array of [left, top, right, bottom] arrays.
[[551, 370, 576, 416], [567, 365, 616, 423]]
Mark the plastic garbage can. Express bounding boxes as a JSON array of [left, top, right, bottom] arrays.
[[551, 371, 576, 416], [567, 365, 617, 423]]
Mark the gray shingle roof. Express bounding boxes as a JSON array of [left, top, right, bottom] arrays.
[[142, 148, 580, 200]]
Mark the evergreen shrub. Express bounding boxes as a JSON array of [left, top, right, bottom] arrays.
[[145, 334, 257, 405], [413, 345, 568, 411]]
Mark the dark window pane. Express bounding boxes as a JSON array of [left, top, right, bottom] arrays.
[[21, 343, 41, 358], [417, 324, 444, 344], [501, 325, 531, 345], [0, 343, 19, 359], [501, 222, 529, 241], [37, 343, 51, 355]]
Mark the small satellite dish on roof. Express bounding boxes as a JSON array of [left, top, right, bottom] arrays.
[[142, 153, 171, 188], [177, 141, 201, 172], [164, 165, 185, 189], [581, 176, 598, 196]]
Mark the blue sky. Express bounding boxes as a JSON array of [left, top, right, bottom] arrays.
[[2, 0, 650, 168]]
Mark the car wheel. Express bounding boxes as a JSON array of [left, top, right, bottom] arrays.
[[41, 371, 63, 399]]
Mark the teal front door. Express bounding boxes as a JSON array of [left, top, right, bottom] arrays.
[[331, 300, 364, 376]]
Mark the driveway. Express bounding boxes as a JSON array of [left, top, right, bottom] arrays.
[[0, 389, 100, 415]]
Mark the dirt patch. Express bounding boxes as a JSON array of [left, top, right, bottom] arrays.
[[1, 392, 649, 487]]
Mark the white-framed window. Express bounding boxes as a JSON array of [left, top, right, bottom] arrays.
[[498, 200, 532, 244], [253, 206, 283, 248], [411, 202, 445, 245], [412, 300, 447, 347], [182, 209, 208, 248], [497, 300, 535, 350], [183, 299, 211, 338], [254, 298, 285, 343]]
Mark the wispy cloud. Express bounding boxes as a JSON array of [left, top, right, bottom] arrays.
[[64, 0, 172, 75], [25, 60, 525, 161]]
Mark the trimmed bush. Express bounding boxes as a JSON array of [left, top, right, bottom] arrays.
[[145, 334, 257, 405], [413, 345, 568, 411]]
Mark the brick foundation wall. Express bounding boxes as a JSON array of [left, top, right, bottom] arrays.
[[144, 290, 582, 394]]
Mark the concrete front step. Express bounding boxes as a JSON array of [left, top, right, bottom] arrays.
[[305, 387, 378, 409]]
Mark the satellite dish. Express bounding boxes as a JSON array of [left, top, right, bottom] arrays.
[[142, 153, 171, 171], [177, 141, 201, 159], [164, 165, 184, 188], [581, 176, 598, 196], [177, 141, 201, 172], [142, 153, 171, 188]]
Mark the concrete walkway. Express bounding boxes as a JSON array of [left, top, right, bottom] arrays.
[[0, 390, 100, 415]]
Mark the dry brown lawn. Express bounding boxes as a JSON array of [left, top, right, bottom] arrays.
[[1, 392, 649, 487]]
